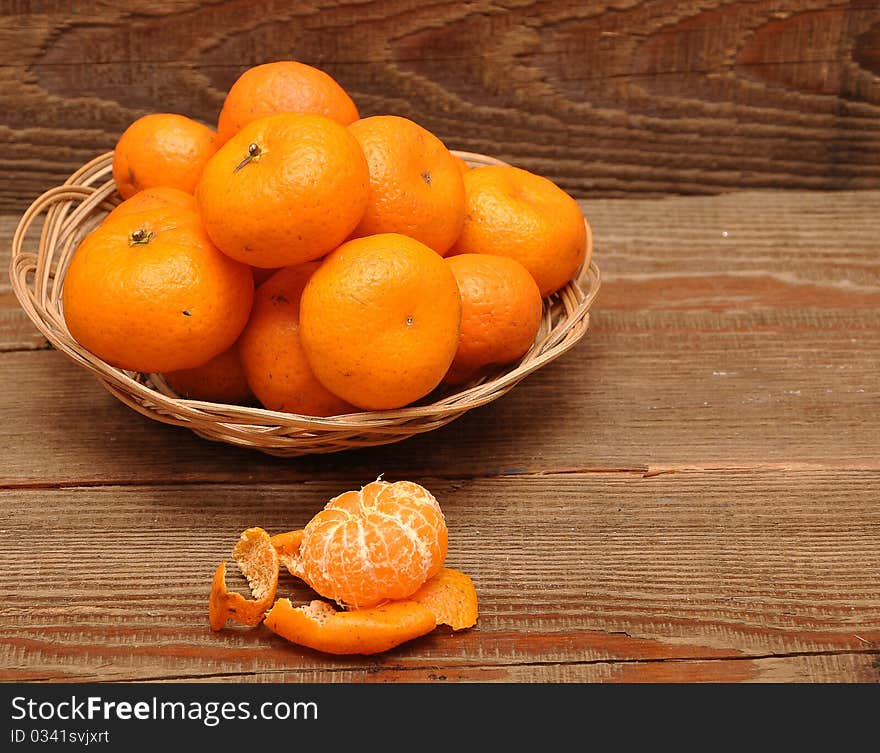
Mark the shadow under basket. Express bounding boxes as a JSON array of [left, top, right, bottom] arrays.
[[9, 150, 601, 457]]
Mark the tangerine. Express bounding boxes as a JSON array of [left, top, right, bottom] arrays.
[[104, 186, 198, 224], [452, 154, 471, 176], [112, 113, 217, 199], [269, 529, 304, 567], [238, 264, 355, 416], [451, 165, 588, 296], [299, 233, 461, 410], [251, 266, 280, 286], [196, 112, 370, 269], [348, 115, 465, 255], [216, 60, 359, 146], [62, 206, 254, 373], [443, 253, 543, 385], [163, 343, 255, 405], [288, 479, 448, 609]]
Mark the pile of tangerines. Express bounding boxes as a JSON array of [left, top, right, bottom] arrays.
[[61, 60, 591, 415]]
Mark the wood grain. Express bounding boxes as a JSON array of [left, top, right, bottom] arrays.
[[3, 0, 880, 211], [0, 213, 48, 351], [1, 475, 877, 682]]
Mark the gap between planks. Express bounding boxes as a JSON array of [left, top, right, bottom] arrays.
[[4, 462, 880, 492], [13, 649, 880, 685]]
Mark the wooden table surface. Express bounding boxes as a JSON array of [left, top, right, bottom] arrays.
[[1, 188, 878, 683]]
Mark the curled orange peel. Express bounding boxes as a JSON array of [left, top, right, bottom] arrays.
[[263, 597, 437, 655], [209, 527, 279, 630], [409, 567, 479, 631], [269, 529, 304, 572]]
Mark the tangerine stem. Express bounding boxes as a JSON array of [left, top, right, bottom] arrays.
[[234, 142, 264, 172], [129, 228, 153, 246]]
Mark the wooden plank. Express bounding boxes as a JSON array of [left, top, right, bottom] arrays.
[[8, 655, 880, 684], [1, 473, 877, 682], [3, 1, 880, 211], [0, 295, 46, 352], [0, 302, 877, 484], [0, 214, 49, 351], [136, 654, 880, 683], [588, 190, 880, 314]]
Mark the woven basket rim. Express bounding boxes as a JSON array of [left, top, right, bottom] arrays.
[[8, 149, 601, 454]]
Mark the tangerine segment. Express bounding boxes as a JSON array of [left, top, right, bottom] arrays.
[[410, 567, 479, 631], [196, 112, 370, 269], [291, 480, 448, 609], [209, 527, 279, 630], [299, 233, 462, 410], [264, 597, 436, 655]]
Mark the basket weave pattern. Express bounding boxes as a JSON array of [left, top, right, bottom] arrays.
[[9, 151, 600, 457]]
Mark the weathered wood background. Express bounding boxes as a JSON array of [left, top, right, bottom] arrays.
[[2, 0, 880, 211], [2, 191, 880, 682], [2, 1, 879, 683]]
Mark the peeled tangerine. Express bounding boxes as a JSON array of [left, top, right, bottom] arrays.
[[286, 479, 449, 609], [209, 480, 479, 655]]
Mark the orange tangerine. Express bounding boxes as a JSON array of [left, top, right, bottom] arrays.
[[443, 253, 543, 385], [287, 480, 448, 609], [112, 113, 217, 199], [299, 233, 461, 410], [237, 264, 355, 416], [451, 165, 588, 296], [216, 60, 359, 146], [196, 113, 370, 269]]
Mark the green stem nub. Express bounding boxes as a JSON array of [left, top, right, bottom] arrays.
[[129, 228, 153, 246]]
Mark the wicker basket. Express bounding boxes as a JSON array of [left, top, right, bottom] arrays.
[[9, 150, 600, 457]]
